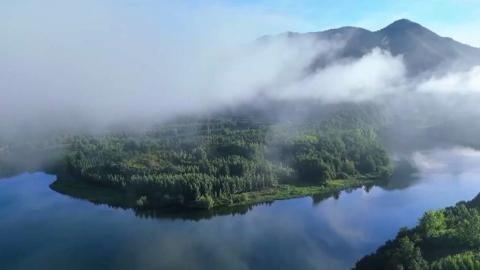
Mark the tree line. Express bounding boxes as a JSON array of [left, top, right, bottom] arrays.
[[65, 109, 392, 209], [355, 194, 480, 270]]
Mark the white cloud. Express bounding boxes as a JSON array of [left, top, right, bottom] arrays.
[[0, 0, 409, 128], [417, 66, 480, 94], [1, 0, 479, 135], [273, 49, 406, 102]]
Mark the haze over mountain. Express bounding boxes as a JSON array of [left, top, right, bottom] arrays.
[[2, 11, 480, 139], [274, 19, 480, 76]]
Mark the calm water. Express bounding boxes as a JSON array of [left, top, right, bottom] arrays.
[[2, 147, 480, 270]]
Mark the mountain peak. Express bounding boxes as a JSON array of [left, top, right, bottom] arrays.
[[265, 18, 480, 76], [389, 18, 418, 26], [380, 19, 427, 33]]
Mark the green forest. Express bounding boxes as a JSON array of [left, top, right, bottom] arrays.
[[59, 106, 392, 209], [355, 194, 480, 270]]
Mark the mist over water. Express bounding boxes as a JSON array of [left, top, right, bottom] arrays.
[[1, 147, 479, 270]]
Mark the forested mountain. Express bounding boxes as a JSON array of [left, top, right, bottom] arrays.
[[273, 19, 480, 76], [355, 193, 480, 270]]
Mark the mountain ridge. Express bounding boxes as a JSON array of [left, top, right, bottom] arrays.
[[270, 19, 480, 76]]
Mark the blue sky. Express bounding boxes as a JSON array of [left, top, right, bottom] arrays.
[[2, 0, 479, 45]]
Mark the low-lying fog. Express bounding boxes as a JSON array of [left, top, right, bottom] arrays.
[[1, 0, 480, 148]]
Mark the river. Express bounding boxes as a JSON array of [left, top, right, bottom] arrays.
[[1, 147, 480, 270]]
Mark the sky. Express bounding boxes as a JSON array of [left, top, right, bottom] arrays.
[[4, 0, 478, 45]]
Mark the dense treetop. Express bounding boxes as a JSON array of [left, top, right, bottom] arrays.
[[355, 194, 480, 270], [63, 106, 392, 209]]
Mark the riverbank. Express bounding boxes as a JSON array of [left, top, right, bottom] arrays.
[[227, 178, 375, 207], [355, 193, 480, 270], [51, 177, 375, 211]]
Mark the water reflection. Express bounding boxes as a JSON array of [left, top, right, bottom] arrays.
[[1, 146, 480, 270]]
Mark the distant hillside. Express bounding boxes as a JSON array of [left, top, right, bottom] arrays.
[[270, 19, 480, 76]]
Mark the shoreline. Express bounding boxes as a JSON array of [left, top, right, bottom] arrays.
[[50, 176, 376, 213]]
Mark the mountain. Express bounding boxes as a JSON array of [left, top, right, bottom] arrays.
[[278, 19, 480, 76]]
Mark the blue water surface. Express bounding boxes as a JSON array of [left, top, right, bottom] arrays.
[[1, 147, 480, 270]]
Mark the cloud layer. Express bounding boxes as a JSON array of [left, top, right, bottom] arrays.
[[1, 0, 480, 134]]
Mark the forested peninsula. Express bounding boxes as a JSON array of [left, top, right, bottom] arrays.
[[44, 105, 392, 210]]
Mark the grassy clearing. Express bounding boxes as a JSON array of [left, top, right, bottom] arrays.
[[229, 179, 374, 207]]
